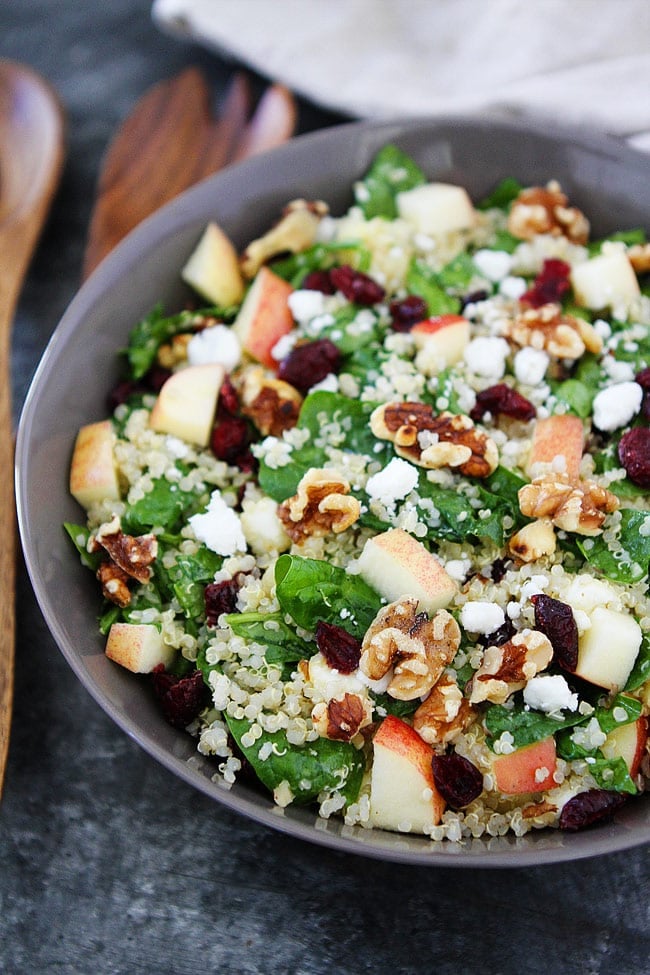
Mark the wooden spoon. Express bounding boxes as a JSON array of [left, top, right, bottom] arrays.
[[0, 60, 65, 796], [83, 67, 297, 279]]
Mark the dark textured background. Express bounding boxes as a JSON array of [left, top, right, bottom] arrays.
[[1, 3, 649, 973]]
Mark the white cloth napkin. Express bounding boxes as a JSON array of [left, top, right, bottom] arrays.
[[153, 0, 650, 150]]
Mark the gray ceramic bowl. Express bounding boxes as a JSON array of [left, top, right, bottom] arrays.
[[16, 115, 650, 866]]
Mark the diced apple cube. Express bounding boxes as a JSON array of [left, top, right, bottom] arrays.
[[526, 413, 584, 480], [232, 266, 294, 369], [574, 607, 642, 691], [492, 737, 557, 795], [181, 222, 245, 307], [105, 622, 175, 673], [69, 419, 121, 510], [370, 715, 445, 832], [357, 528, 458, 613], [396, 182, 476, 236], [149, 363, 224, 446], [412, 314, 470, 374], [570, 249, 640, 311], [601, 716, 648, 778]]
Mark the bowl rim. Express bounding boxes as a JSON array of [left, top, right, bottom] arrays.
[[16, 112, 650, 867]]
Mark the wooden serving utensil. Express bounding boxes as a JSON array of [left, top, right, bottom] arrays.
[[0, 60, 65, 797], [83, 67, 297, 279]]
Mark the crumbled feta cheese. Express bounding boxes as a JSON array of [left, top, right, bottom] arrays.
[[310, 372, 339, 393], [165, 435, 190, 459], [187, 324, 241, 371], [271, 331, 298, 362], [601, 355, 636, 383], [460, 601, 506, 635], [472, 249, 513, 282], [593, 318, 612, 341], [520, 575, 548, 601], [523, 675, 579, 714], [189, 490, 246, 556], [592, 381, 643, 431], [445, 558, 472, 583], [365, 457, 418, 506], [463, 336, 510, 379], [499, 275, 528, 300], [513, 346, 549, 386], [288, 289, 326, 324]]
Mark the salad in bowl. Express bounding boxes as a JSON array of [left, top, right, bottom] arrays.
[[65, 144, 650, 843]]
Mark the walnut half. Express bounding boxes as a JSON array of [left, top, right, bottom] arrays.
[[507, 182, 590, 245], [278, 468, 361, 543], [505, 303, 603, 361], [468, 629, 553, 705], [311, 692, 373, 742], [370, 402, 498, 478], [359, 598, 461, 701], [238, 365, 302, 437], [413, 673, 474, 745], [518, 472, 619, 536]]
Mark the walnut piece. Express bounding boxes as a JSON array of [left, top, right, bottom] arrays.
[[504, 303, 603, 360], [508, 517, 557, 562], [157, 332, 192, 369], [278, 468, 361, 543], [359, 598, 461, 701], [507, 182, 590, 244], [238, 365, 302, 436], [311, 692, 373, 742], [97, 561, 132, 607], [240, 199, 329, 279], [627, 243, 650, 274], [469, 629, 553, 705], [518, 472, 619, 536], [92, 516, 158, 584], [370, 402, 498, 478], [413, 673, 474, 745]]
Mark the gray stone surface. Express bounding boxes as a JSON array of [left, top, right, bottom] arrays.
[[1, 2, 649, 973]]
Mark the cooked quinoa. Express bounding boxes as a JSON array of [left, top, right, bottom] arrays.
[[67, 146, 650, 841]]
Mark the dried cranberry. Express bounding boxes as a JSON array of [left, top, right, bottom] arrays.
[[211, 416, 251, 465], [389, 295, 428, 332], [146, 365, 173, 393], [461, 289, 489, 311], [559, 789, 627, 831], [217, 376, 240, 418], [531, 593, 578, 672], [490, 557, 512, 583], [618, 427, 650, 488], [205, 578, 240, 626], [329, 265, 385, 305], [635, 366, 650, 391], [277, 338, 342, 394], [302, 269, 336, 294], [521, 258, 571, 308], [107, 379, 142, 412], [470, 383, 536, 423], [315, 620, 362, 674], [478, 617, 516, 648], [151, 667, 210, 729], [431, 753, 484, 809]]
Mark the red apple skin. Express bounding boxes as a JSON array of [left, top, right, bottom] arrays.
[[602, 716, 648, 778], [234, 266, 294, 369], [492, 737, 557, 795], [372, 716, 446, 825], [527, 414, 584, 481], [411, 314, 469, 336]]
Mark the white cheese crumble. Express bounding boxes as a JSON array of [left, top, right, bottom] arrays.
[[472, 249, 513, 282], [287, 288, 326, 324], [463, 336, 510, 379], [365, 457, 419, 506], [523, 675, 579, 714], [188, 490, 246, 556], [460, 601, 506, 635], [499, 275, 528, 300], [271, 331, 298, 362], [513, 347, 549, 386], [187, 324, 241, 371], [592, 381, 643, 431]]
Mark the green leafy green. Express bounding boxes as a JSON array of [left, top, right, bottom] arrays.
[[370, 692, 419, 719], [593, 693, 642, 734], [121, 467, 203, 534], [124, 305, 235, 380], [226, 715, 365, 805], [415, 470, 525, 546], [578, 509, 650, 584], [406, 258, 462, 316], [436, 252, 476, 292], [225, 611, 310, 669], [588, 228, 646, 256], [160, 544, 222, 619], [592, 439, 646, 500], [275, 554, 382, 638], [625, 633, 650, 692], [550, 378, 596, 418], [478, 177, 523, 211], [270, 240, 370, 284], [63, 522, 103, 570], [354, 144, 426, 219], [485, 700, 585, 750]]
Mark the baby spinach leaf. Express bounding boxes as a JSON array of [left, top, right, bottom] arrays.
[[550, 378, 595, 418], [225, 611, 311, 667], [485, 699, 585, 750], [63, 522, 103, 571], [275, 554, 382, 638], [354, 144, 426, 219], [593, 693, 642, 734], [578, 509, 650, 584], [478, 177, 523, 211], [625, 633, 650, 692], [417, 476, 517, 547], [121, 467, 203, 534], [226, 715, 365, 806], [406, 258, 461, 316], [436, 252, 476, 292], [592, 440, 646, 500], [270, 240, 370, 284], [585, 756, 638, 795], [124, 305, 234, 380], [162, 545, 222, 619], [370, 692, 419, 719]]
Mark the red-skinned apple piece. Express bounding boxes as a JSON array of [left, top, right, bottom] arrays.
[[149, 363, 225, 447], [105, 622, 176, 673], [601, 716, 648, 778], [232, 266, 294, 368], [69, 419, 121, 510], [411, 314, 470, 372], [492, 736, 557, 795], [357, 528, 458, 614], [526, 413, 584, 481], [370, 715, 446, 832]]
